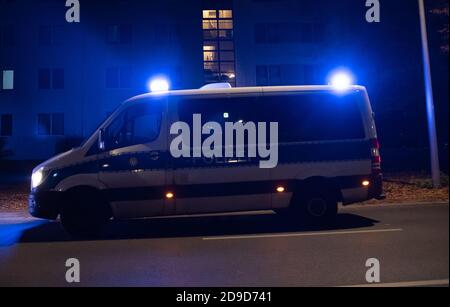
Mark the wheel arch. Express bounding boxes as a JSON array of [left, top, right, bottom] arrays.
[[61, 185, 113, 218], [291, 176, 343, 206]]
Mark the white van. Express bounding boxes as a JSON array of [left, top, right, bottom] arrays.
[[29, 84, 384, 236]]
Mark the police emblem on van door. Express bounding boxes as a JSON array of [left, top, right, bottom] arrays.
[[129, 157, 139, 167]]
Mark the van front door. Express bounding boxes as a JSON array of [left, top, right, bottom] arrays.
[[98, 98, 170, 219]]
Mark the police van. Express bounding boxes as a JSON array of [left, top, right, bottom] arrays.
[[29, 84, 384, 236]]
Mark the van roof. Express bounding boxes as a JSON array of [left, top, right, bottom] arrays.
[[125, 85, 367, 103]]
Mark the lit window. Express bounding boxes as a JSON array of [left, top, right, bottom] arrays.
[[203, 51, 218, 61], [202, 9, 236, 86], [202, 20, 217, 30], [203, 10, 217, 19], [2, 70, 14, 90], [203, 41, 217, 51], [219, 10, 232, 19], [219, 20, 233, 30]]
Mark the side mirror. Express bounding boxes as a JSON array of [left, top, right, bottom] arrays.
[[98, 128, 106, 151]]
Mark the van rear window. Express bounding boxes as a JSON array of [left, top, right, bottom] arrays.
[[177, 91, 365, 143], [259, 92, 366, 143]]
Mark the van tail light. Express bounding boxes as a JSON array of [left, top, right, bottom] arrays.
[[371, 138, 382, 174]]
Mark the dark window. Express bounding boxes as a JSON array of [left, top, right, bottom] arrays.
[[0, 114, 12, 136], [178, 92, 365, 144], [256, 65, 281, 86], [119, 24, 132, 44], [106, 67, 119, 88], [301, 23, 313, 43], [178, 96, 260, 150], [52, 69, 64, 89], [258, 93, 365, 142], [39, 25, 64, 46], [38, 69, 51, 89], [178, 96, 261, 129], [51, 113, 64, 135], [106, 67, 132, 89], [254, 23, 266, 43], [119, 66, 132, 88], [254, 23, 325, 44], [0, 25, 15, 47], [106, 24, 132, 44], [37, 113, 51, 135], [104, 102, 163, 150], [38, 26, 52, 45], [155, 24, 181, 44], [38, 69, 64, 89], [38, 113, 64, 135], [256, 66, 268, 86], [303, 65, 315, 83], [313, 24, 325, 43], [257, 64, 316, 86]]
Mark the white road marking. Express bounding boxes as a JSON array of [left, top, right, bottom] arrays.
[[202, 228, 403, 241], [340, 279, 449, 287]]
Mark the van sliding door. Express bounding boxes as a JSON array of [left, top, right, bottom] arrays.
[[171, 94, 272, 215]]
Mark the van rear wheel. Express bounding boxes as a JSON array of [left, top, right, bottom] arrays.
[[291, 187, 338, 225], [60, 189, 111, 238]]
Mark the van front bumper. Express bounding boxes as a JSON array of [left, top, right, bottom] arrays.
[[29, 190, 61, 220]]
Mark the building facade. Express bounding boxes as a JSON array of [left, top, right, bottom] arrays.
[[0, 0, 344, 160]]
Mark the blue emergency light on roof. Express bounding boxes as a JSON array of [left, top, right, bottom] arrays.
[[149, 78, 170, 93], [329, 71, 354, 91]]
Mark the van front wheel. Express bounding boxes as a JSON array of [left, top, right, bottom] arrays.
[[60, 189, 111, 238]]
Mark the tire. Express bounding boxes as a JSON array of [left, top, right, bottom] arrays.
[[60, 188, 111, 238], [291, 186, 338, 225]]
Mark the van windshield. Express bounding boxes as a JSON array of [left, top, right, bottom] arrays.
[[103, 103, 162, 150], [80, 106, 122, 148]]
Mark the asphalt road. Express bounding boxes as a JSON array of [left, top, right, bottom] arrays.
[[0, 202, 448, 287]]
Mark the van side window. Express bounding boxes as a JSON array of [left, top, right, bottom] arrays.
[[258, 92, 365, 143], [178, 97, 252, 123], [178, 92, 365, 144], [105, 103, 162, 150], [178, 96, 260, 144]]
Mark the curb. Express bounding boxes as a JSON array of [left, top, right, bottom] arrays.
[[342, 201, 449, 209]]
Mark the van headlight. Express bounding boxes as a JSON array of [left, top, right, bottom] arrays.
[[31, 167, 45, 189]]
